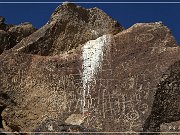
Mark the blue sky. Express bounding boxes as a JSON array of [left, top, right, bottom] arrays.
[[0, 0, 179, 44]]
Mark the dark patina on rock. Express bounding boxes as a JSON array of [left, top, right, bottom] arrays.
[[0, 3, 179, 135], [11, 3, 123, 56], [0, 17, 36, 54]]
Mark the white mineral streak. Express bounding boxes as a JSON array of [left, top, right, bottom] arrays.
[[82, 35, 110, 114]]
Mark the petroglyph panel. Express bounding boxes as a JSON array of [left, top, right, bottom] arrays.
[[1, 16, 180, 133], [56, 40, 155, 132], [43, 29, 179, 133]]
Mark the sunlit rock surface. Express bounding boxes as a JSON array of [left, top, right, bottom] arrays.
[[0, 3, 179, 134], [11, 3, 123, 56]]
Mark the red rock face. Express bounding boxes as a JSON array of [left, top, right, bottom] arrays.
[[0, 3, 180, 134]]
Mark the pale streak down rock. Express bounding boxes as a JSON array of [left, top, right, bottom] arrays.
[[0, 3, 179, 134]]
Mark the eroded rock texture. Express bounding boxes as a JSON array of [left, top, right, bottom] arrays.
[[0, 16, 36, 54], [143, 60, 180, 134], [0, 3, 179, 134], [12, 3, 123, 56]]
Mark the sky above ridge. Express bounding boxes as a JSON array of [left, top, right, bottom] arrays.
[[0, 0, 179, 44]]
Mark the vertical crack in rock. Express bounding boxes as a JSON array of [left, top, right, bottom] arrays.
[[82, 35, 110, 114]]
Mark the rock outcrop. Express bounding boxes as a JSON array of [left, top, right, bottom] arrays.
[[11, 3, 123, 56], [0, 3, 179, 134], [0, 17, 36, 54]]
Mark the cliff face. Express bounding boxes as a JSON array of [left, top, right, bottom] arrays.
[[0, 3, 180, 134]]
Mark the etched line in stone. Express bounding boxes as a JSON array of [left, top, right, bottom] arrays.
[[103, 89, 105, 118], [136, 33, 154, 43]]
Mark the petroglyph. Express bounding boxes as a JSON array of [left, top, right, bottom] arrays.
[[136, 33, 154, 43], [1, 3, 180, 133], [61, 71, 154, 130]]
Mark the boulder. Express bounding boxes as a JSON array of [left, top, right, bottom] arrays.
[[0, 3, 179, 134]]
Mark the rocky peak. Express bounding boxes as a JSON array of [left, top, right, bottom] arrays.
[[49, 2, 122, 34], [49, 2, 88, 23], [11, 3, 123, 56], [0, 17, 36, 54]]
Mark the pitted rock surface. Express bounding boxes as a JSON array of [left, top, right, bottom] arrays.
[[0, 3, 179, 134]]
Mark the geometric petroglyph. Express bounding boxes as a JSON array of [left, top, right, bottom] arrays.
[[136, 33, 154, 43], [63, 67, 153, 131]]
